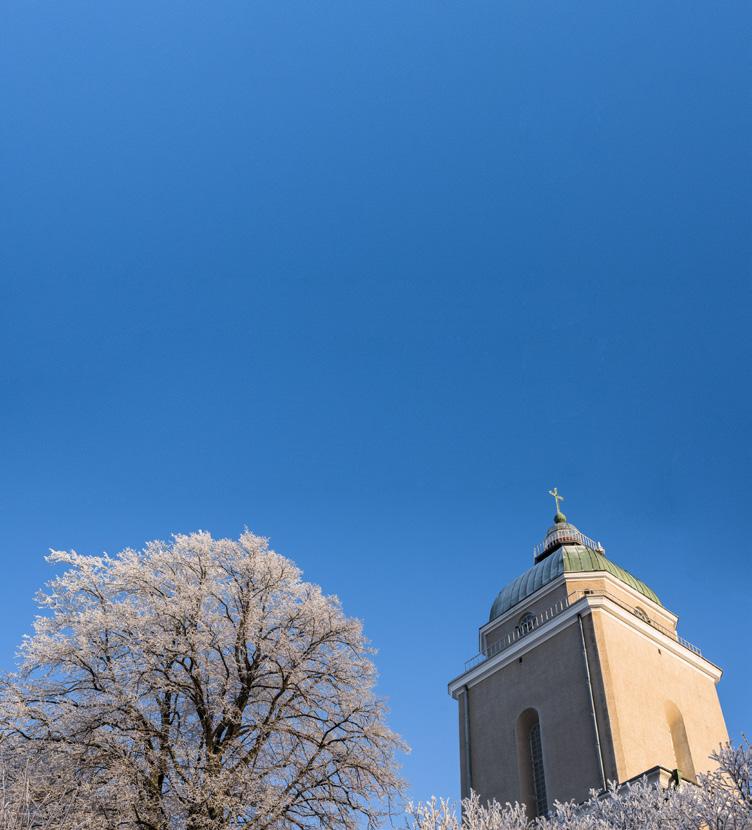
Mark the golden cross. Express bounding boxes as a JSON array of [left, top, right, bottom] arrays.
[[549, 487, 564, 514]]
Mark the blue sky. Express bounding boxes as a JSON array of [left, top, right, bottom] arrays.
[[1, 0, 750, 806]]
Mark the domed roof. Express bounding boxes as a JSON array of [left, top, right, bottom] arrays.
[[488, 543, 662, 622]]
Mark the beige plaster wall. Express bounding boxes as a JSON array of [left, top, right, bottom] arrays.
[[563, 575, 677, 631], [592, 609, 728, 781], [463, 621, 605, 813], [457, 585, 728, 813]]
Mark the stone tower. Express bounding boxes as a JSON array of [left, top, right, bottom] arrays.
[[448, 498, 728, 817]]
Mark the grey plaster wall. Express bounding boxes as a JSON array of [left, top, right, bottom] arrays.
[[460, 619, 604, 814]]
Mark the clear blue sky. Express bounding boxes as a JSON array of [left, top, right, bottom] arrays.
[[1, 0, 750, 806]]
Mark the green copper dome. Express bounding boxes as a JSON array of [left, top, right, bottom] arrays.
[[489, 544, 662, 622]]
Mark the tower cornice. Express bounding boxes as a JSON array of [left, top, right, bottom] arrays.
[[449, 593, 722, 698], [480, 570, 677, 645]]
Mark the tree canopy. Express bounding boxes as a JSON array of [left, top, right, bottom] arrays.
[[0, 531, 406, 830]]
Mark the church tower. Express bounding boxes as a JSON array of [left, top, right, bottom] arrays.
[[448, 491, 728, 817]]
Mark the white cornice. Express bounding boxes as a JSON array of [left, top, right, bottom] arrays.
[[564, 572, 677, 625], [480, 569, 677, 645], [479, 574, 567, 641], [448, 595, 721, 698], [588, 595, 722, 682], [450, 600, 584, 696]]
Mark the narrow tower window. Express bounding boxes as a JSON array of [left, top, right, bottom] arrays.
[[516, 708, 548, 818], [529, 721, 548, 817]]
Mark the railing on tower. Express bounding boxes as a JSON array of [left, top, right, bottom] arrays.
[[463, 589, 702, 672], [532, 528, 604, 559]]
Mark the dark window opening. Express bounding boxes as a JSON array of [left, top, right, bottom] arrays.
[[516, 708, 548, 818], [634, 607, 650, 624], [529, 721, 548, 817], [516, 612, 537, 638]]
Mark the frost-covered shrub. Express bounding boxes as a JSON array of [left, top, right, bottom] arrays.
[[407, 739, 752, 830]]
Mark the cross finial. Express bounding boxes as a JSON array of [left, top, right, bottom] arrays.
[[549, 487, 565, 517]]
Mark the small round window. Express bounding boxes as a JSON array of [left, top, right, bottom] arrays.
[[634, 607, 650, 624]]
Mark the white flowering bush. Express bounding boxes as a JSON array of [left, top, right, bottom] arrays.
[[407, 740, 752, 830]]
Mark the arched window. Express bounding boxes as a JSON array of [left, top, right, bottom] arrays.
[[516, 708, 548, 817], [516, 612, 537, 638], [665, 702, 696, 780], [529, 721, 548, 816], [633, 607, 650, 624]]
